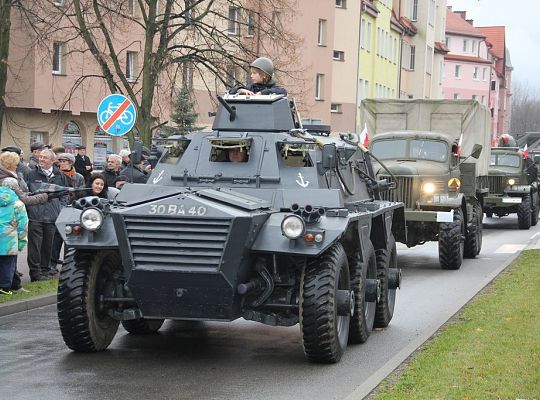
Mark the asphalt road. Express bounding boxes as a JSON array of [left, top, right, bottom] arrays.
[[1, 215, 538, 400]]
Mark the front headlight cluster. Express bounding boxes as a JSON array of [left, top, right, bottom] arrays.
[[281, 215, 305, 239], [80, 208, 104, 231], [507, 178, 517, 186], [421, 182, 436, 195]]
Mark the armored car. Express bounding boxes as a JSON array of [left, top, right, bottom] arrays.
[[56, 94, 405, 363]]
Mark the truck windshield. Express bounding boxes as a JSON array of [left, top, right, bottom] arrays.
[[371, 140, 407, 159], [490, 153, 521, 167], [410, 140, 448, 162]]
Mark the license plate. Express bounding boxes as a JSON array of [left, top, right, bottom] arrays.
[[436, 210, 454, 223], [502, 198, 522, 204]]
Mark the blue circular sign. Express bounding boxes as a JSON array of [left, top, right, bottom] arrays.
[[97, 94, 137, 136]]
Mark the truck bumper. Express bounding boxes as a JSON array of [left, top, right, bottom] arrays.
[[405, 209, 454, 223], [483, 196, 522, 208]]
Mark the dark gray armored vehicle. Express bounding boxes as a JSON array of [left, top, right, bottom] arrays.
[[56, 94, 405, 363]]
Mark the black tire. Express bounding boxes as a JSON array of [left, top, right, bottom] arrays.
[[122, 318, 165, 334], [374, 235, 397, 328], [464, 202, 483, 258], [438, 208, 464, 270], [531, 193, 539, 226], [517, 195, 532, 230], [300, 242, 350, 363], [57, 249, 121, 352], [485, 211, 493, 218], [348, 241, 377, 344]]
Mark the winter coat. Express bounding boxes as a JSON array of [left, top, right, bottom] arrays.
[[120, 165, 149, 184], [74, 154, 93, 182], [0, 186, 28, 255], [103, 168, 119, 187], [229, 81, 287, 96], [25, 166, 69, 223], [28, 156, 39, 170], [0, 165, 48, 206]]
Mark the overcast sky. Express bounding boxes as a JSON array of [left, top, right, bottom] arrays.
[[447, 0, 540, 90]]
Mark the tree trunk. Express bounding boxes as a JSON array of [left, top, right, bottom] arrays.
[[0, 0, 12, 140]]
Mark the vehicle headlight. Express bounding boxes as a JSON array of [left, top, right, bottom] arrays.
[[421, 182, 436, 194], [281, 215, 305, 239], [80, 207, 104, 231], [507, 178, 516, 186]]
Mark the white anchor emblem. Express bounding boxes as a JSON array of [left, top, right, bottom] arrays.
[[296, 173, 309, 188], [152, 170, 165, 184]]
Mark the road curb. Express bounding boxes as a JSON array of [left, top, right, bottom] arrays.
[[0, 293, 56, 318]]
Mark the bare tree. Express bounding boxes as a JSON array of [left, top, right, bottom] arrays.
[[0, 0, 15, 139], [510, 80, 540, 135], [12, 0, 303, 146]]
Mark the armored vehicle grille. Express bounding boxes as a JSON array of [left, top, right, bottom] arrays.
[[123, 216, 231, 270], [378, 176, 415, 208], [488, 176, 506, 194]]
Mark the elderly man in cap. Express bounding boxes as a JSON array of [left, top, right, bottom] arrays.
[[74, 145, 93, 184], [28, 142, 46, 170], [25, 148, 70, 281]]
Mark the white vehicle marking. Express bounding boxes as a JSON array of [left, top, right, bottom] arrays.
[[152, 170, 165, 184], [296, 173, 309, 188]]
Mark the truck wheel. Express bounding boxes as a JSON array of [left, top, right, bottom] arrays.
[[438, 209, 464, 270], [374, 235, 397, 328], [57, 249, 121, 352], [348, 241, 377, 344], [122, 318, 165, 334], [464, 203, 483, 258], [517, 195, 532, 230], [531, 193, 539, 226], [300, 242, 350, 363], [485, 211, 493, 218]]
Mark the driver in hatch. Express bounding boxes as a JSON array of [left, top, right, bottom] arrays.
[[229, 57, 287, 96]]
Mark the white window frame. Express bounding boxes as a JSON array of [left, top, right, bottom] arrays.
[[455, 64, 461, 79], [411, 0, 418, 21], [52, 42, 63, 75], [52, 0, 64, 5], [409, 45, 416, 71], [228, 7, 239, 35], [472, 40, 477, 54], [473, 66, 479, 80], [318, 19, 327, 46], [335, 0, 346, 8], [315, 73, 325, 100], [428, 0, 435, 26], [127, 0, 136, 16], [330, 103, 342, 113], [360, 19, 366, 49], [426, 45, 433, 74], [462, 39, 468, 53], [333, 50, 345, 61], [482, 67, 488, 81], [247, 11, 255, 37], [126, 51, 137, 82], [367, 22, 372, 52]]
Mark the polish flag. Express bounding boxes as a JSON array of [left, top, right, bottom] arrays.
[[457, 133, 463, 156], [359, 123, 369, 147], [523, 144, 529, 159]]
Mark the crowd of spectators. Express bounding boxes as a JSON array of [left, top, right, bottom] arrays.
[[0, 142, 151, 296]]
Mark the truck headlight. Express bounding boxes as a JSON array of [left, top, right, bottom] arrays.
[[281, 215, 305, 239], [507, 178, 516, 186], [421, 182, 436, 194], [80, 207, 104, 231]]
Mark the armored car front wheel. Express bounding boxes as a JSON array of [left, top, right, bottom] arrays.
[[122, 318, 165, 334], [300, 242, 351, 363], [57, 249, 121, 352]]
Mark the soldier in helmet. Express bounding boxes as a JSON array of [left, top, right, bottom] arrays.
[[229, 57, 287, 96]]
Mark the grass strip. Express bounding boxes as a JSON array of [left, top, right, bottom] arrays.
[[0, 278, 58, 304], [373, 249, 540, 400]]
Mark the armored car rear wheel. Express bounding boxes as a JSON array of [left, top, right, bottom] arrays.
[[439, 208, 464, 270], [57, 249, 121, 352], [348, 242, 377, 344], [517, 195, 532, 230], [374, 235, 397, 328], [300, 242, 350, 363], [122, 318, 165, 334]]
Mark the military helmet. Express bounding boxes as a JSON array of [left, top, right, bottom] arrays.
[[250, 57, 274, 78]]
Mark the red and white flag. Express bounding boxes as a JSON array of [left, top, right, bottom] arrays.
[[456, 133, 463, 156], [360, 123, 369, 147], [523, 144, 529, 159]]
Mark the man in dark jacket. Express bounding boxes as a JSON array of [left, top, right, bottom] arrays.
[[25, 148, 69, 281], [28, 142, 46, 170], [229, 57, 287, 96], [120, 157, 150, 184], [103, 154, 122, 187], [74, 145, 93, 184]]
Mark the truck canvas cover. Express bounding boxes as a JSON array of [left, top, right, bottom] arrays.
[[360, 99, 492, 177]]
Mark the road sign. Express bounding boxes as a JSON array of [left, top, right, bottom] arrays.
[[97, 94, 137, 136]]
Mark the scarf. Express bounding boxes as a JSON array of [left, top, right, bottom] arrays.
[[63, 168, 77, 178]]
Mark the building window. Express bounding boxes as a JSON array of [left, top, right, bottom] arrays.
[[333, 50, 345, 61], [358, 79, 364, 100], [360, 19, 365, 49], [393, 38, 398, 64], [409, 45, 416, 70], [377, 28, 381, 56], [52, 0, 64, 5], [472, 66, 479, 80], [411, 0, 418, 21], [126, 51, 137, 82], [428, 0, 435, 26], [315, 73, 325, 100], [127, 0, 136, 16], [426, 45, 433, 74], [367, 22, 372, 51], [462, 39, 468, 53], [335, 0, 346, 8], [272, 11, 282, 33], [330, 103, 342, 113], [454, 64, 461, 78], [445, 37, 451, 47], [365, 80, 369, 98], [481, 95, 485, 105], [318, 19, 327, 46], [491, 80, 496, 90], [52, 42, 64, 74], [228, 7, 239, 35], [454, 93, 460, 99], [472, 95, 477, 100], [472, 40, 477, 54], [482, 67, 488, 81], [226, 65, 238, 87], [247, 11, 255, 36]]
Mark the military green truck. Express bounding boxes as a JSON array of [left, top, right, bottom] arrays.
[[483, 147, 539, 229], [361, 99, 491, 269]]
